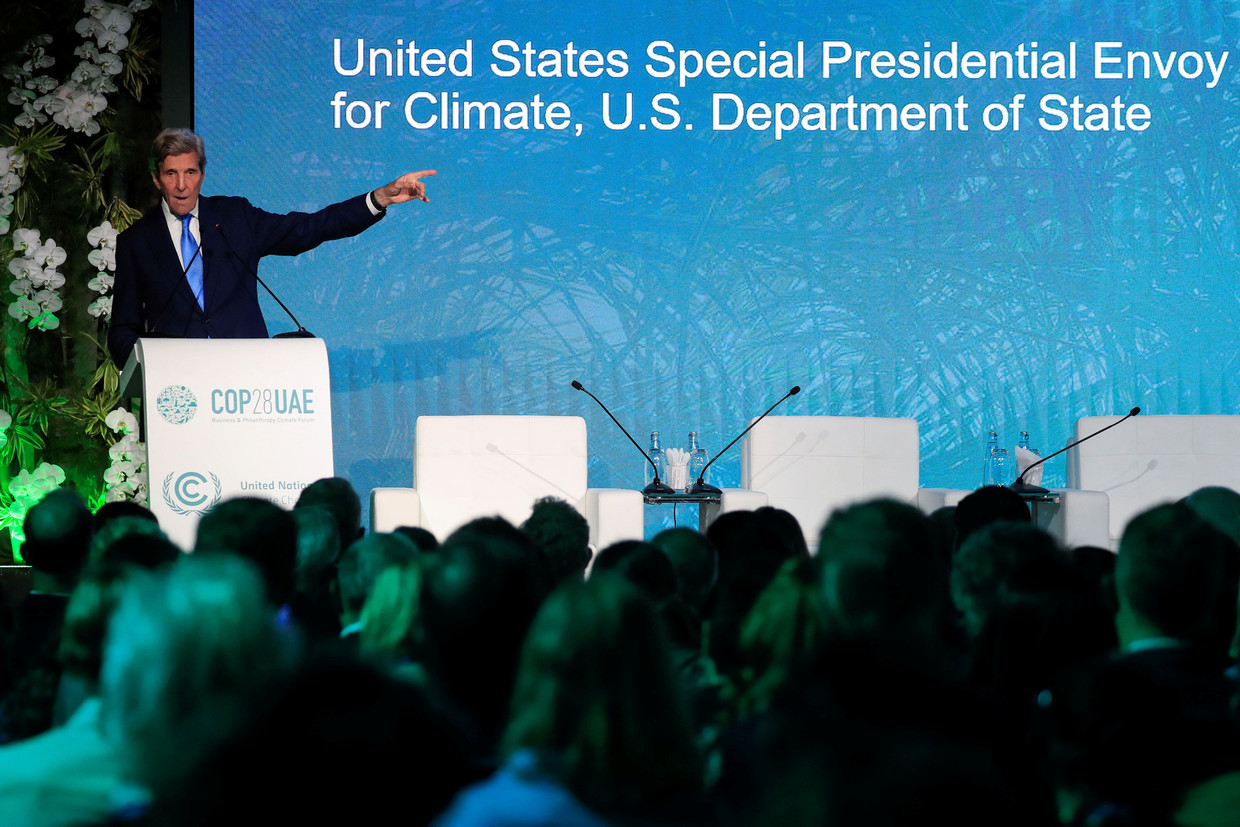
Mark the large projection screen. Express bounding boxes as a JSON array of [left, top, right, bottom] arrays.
[[195, 2, 1240, 531]]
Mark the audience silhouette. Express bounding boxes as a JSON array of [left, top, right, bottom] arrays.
[[0, 478, 1236, 827]]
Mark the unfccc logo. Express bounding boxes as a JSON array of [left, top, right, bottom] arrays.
[[162, 471, 222, 516], [155, 384, 198, 425]]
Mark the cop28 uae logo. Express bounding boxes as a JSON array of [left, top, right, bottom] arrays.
[[155, 384, 198, 424], [162, 471, 222, 516]]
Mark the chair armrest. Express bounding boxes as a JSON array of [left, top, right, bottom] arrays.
[[916, 487, 972, 512], [698, 488, 770, 532], [1039, 488, 1113, 550], [584, 488, 644, 550], [370, 488, 422, 534]]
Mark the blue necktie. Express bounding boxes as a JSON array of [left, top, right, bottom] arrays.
[[180, 213, 204, 309]]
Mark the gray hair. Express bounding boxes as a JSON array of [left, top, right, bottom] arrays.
[[151, 128, 206, 172]]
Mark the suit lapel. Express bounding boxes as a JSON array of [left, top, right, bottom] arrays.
[[140, 205, 203, 320]]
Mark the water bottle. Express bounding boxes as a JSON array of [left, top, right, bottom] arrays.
[[647, 431, 666, 487], [982, 430, 999, 486], [688, 431, 709, 488]]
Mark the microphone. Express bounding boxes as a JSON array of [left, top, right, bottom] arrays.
[[143, 236, 206, 339], [688, 386, 801, 495], [1009, 406, 1141, 495], [571, 380, 674, 496], [214, 223, 315, 338]]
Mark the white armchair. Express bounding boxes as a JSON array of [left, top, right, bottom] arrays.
[[734, 415, 970, 550], [370, 415, 644, 550], [1066, 414, 1240, 549]]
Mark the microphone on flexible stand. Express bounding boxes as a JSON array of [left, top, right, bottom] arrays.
[[214, 223, 315, 338], [571, 380, 674, 496], [688, 386, 801, 495], [143, 237, 206, 340], [1009, 406, 1141, 495]]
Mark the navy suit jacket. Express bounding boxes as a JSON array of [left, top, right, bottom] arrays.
[[108, 192, 383, 367]]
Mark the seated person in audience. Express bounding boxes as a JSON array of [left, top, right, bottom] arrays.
[[952, 522, 1114, 699], [733, 556, 829, 720], [719, 498, 1051, 826], [160, 658, 486, 827], [0, 561, 138, 827], [288, 506, 342, 644], [333, 531, 420, 647], [817, 498, 952, 670], [705, 510, 803, 677], [1050, 502, 1240, 825], [394, 524, 439, 552], [591, 540, 678, 604], [521, 496, 591, 584], [99, 554, 300, 817], [195, 496, 300, 611], [418, 518, 553, 757], [358, 557, 424, 669], [754, 506, 809, 558], [92, 499, 158, 535], [435, 575, 709, 826], [91, 517, 180, 569], [295, 476, 365, 553], [652, 526, 719, 620], [1183, 484, 1240, 662], [952, 485, 1031, 551], [1, 489, 93, 743]]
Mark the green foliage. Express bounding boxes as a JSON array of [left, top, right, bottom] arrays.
[[0, 1, 162, 561]]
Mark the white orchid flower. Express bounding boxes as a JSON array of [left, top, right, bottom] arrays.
[[96, 52, 122, 76], [34, 240, 67, 268], [75, 16, 104, 39], [87, 220, 117, 248], [11, 228, 40, 253], [71, 61, 103, 84], [28, 311, 60, 330], [14, 104, 45, 129], [87, 296, 113, 318], [9, 296, 38, 320], [8, 256, 37, 279], [106, 408, 139, 435], [34, 289, 64, 312], [88, 272, 115, 293], [88, 247, 117, 271]]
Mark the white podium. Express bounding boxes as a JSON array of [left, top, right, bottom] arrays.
[[120, 338, 334, 549]]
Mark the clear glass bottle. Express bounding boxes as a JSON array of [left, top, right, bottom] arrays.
[[647, 431, 666, 487], [688, 431, 709, 488], [982, 430, 999, 486]]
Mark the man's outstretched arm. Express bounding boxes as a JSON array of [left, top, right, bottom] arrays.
[[372, 170, 437, 208]]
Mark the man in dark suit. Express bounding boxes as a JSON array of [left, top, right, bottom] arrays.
[[107, 128, 435, 367]]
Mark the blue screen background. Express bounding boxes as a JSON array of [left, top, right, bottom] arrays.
[[196, 1, 1240, 532]]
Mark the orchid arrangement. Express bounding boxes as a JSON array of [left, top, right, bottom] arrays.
[[2, 461, 67, 548], [86, 219, 117, 320], [0, 0, 158, 556], [7, 227, 66, 330], [102, 407, 146, 504]]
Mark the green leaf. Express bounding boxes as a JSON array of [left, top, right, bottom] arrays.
[[11, 423, 44, 470]]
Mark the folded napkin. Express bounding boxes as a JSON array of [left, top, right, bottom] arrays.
[[1015, 446, 1043, 486], [664, 447, 690, 490]]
